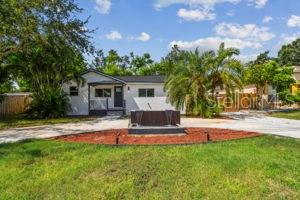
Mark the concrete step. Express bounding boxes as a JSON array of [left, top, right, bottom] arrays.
[[107, 110, 124, 116]]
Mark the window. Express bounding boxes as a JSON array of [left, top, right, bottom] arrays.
[[95, 88, 111, 97], [138, 89, 146, 97], [147, 88, 154, 97], [138, 88, 154, 97], [69, 86, 78, 96]]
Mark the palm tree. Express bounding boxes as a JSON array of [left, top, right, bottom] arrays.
[[164, 43, 244, 117], [209, 43, 244, 98], [164, 49, 217, 117]]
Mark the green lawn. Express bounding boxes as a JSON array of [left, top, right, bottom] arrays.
[[270, 110, 300, 120], [0, 136, 299, 199], [0, 115, 96, 130]]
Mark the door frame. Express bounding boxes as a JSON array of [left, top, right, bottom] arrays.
[[114, 86, 123, 107]]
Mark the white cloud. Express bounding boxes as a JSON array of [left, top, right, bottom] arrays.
[[254, 0, 268, 8], [94, 0, 112, 14], [105, 31, 122, 40], [274, 33, 300, 51], [281, 33, 300, 44], [262, 16, 273, 23], [236, 54, 259, 63], [177, 8, 215, 21], [215, 22, 275, 41], [169, 37, 261, 51], [248, 0, 268, 8], [287, 15, 300, 27], [129, 32, 151, 42], [154, 0, 240, 10], [154, 0, 240, 22]]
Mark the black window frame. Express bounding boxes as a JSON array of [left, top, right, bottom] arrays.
[[95, 88, 111, 98], [138, 88, 155, 97], [69, 86, 79, 96], [138, 88, 146, 97]]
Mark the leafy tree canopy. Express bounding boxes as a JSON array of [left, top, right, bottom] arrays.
[[91, 49, 165, 76], [208, 43, 243, 98], [278, 38, 300, 66], [0, 0, 93, 90], [246, 52, 295, 107], [0, 0, 94, 117], [164, 43, 244, 117], [247, 52, 294, 93]]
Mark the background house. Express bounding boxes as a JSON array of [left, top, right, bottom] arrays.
[[291, 66, 300, 95]]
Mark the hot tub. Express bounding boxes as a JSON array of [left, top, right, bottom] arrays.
[[130, 110, 180, 126]]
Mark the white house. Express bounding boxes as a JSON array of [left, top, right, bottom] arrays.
[[62, 69, 179, 116]]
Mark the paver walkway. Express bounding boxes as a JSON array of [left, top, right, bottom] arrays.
[[0, 112, 299, 143]]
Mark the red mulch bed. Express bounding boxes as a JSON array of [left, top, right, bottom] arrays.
[[53, 128, 261, 145]]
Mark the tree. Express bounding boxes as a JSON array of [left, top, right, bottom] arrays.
[[129, 53, 154, 75], [278, 38, 300, 66], [160, 45, 181, 75], [246, 53, 295, 108], [246, 52, 272, 104], [164, 49, 221, 117], [93, 50, 132, 75], [91, 50, 163, 76], [209, 43, 244, 98], [0, 63, 14, 102], [90, 49, 105, 68], [0, 0, 94, 118], [163, 43, 244, 117], [138, 63, 167, 75]]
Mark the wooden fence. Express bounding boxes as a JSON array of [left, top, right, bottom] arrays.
[[0, 93, 32, 116]]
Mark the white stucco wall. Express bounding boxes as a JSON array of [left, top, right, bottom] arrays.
[[123, 83, 184, 114], [124, 83, 166, 113], [62, 81, 89, 115], [62, 71, 121, 115], [63, 71, 182, 115]]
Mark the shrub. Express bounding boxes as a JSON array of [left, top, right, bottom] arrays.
[[186, 97, 222, 118], [278, 91, 293, 105], [278, 90, 300, 104], [27, 87, 70, 118], [292, 93, 300, 103]]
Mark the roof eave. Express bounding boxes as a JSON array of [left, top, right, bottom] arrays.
[[81, 69, 127, 84]]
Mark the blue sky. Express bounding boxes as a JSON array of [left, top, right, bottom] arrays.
[[75, 0, 300, 62]]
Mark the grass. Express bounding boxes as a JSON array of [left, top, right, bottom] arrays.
[[0, 115, 96, 130], [270, 110, 300, 120], [0, 136, 299, 199]]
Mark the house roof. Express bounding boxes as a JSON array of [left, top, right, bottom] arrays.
[[81, 69, 127, 84], [116, 75, 165, 83], [82, 69, 165, 83], [88, 80, 124, 86]]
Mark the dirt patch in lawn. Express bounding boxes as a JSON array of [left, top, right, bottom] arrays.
[[53, 128, 261, 145]]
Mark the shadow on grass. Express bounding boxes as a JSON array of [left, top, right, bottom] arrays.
[[0, 138, 38, 148]]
